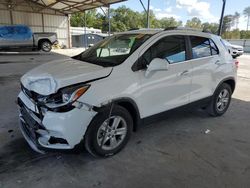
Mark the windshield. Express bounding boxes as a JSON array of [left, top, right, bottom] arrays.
[[74, 33, 152, 67]]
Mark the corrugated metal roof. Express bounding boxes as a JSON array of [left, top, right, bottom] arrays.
[[0, 0, 127, 15], [33, 0, 127, 14]]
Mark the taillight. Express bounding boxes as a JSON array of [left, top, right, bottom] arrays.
[[235, 60, 239, 68]]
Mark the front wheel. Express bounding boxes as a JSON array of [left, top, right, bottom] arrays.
[[40, 41, 52, 52], [207, 83, 232, 117], [84, 105, 133, 157]]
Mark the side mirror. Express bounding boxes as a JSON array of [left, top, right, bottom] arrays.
[[145, 58, 169, 77]]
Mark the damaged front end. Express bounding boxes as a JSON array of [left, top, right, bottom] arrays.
[[17, 83, 98, 153]]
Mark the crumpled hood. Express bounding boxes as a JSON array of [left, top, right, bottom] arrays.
[[21, 58, 112, 95]]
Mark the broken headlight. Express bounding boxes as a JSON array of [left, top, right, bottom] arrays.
[[39, 85, 90, 109]]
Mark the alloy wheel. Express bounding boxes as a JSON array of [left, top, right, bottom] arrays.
[[97, 116, 127, 151]]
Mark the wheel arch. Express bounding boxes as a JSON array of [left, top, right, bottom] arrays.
[[94, 97, 141, 132], [215, 77, 236, 94], [38, 38, 52, 49], [114, 98, 141, 132]]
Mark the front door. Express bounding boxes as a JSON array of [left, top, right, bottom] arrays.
[[136, 35, 192, 118]]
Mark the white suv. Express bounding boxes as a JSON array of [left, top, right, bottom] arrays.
[[18, 28, 237, 157], [221, 39, 244, 58]]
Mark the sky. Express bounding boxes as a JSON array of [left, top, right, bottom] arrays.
[[111, 0, 250, 30]]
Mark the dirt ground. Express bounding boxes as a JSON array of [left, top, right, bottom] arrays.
[[0, 52, 250, 188]]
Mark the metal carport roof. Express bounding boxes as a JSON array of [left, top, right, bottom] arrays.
[[2, 0, 127, 15], [0, 0, 127, 15]]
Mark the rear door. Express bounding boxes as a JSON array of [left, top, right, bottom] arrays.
[[188, 35, 220, 102]]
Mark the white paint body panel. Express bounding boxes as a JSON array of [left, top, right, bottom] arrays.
[[21, 58, 112, 95], [18, 30, 237, 150]]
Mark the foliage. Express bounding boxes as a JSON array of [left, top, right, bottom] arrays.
[[185, 17, 202, 29], [70, 6, 182, 32], [70, 5, 250, 39], [243, 6, 250, 30], [243, 6, 250, 17], [202, 22, 219, 34]]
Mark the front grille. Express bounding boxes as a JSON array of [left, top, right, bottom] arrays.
[[20, 106, 39, 130], [17, 98, 45, 128], [18, 97, 41, 117]]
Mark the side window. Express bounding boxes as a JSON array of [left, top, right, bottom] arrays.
[[190, 36, 211, 59], [210, 39, 219, 55], [140, 35, 186, 68]]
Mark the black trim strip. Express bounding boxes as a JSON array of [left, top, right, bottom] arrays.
[[142, 96, 212, 125]]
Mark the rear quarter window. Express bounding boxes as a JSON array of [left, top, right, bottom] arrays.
[[190, 36, 219, 59], [190, 36, 211, 59], [210, 39, 219, 55]]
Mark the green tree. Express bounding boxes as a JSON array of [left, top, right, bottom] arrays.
[[233, 12, 240, 29], [141, 10, 160, 28], [159, 17, 182, 28], [222, 15, 234, 33], [243, 6, 250, 30], [240, 30, 250, 39], [101, 6, 145, 32], [202, 22, 219, 34], [185, 17, 202, 29], [222, 29, 240, 39], [70, 10, 103, 29]]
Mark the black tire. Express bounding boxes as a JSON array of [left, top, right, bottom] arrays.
[[84, 105, 133, 157], [40, 40, 52, 52], [207, 83, 232, 117]]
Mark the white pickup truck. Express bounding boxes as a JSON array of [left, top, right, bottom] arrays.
[[0, 25, 58, 52]]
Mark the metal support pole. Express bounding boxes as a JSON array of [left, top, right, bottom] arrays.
[[41, 13, 45, 32], [67, 14, 72, 48], [146, 0, 150, 28], [218, 0, 226, 36], [9, 10, 13, 25], [108, 5, 111, 36], [84, 11, 87, 49], [139, 0, 147, 12], [247, 16, 250, 31]]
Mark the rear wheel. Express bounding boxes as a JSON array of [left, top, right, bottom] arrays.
[[40, 41, 52, 52], [207, 83, 232, 116], [84, 105, 133, 157]]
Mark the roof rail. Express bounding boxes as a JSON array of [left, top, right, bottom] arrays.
[[164, 27, 214, 34], [164, 26, 178, 31], [128, 28, 140, 31], [202, 28, 213, 34]]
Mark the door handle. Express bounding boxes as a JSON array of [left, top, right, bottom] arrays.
[[179, 70, 189, 76]]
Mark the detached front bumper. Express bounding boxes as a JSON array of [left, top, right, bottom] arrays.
[[17, 91, 97, 153]]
